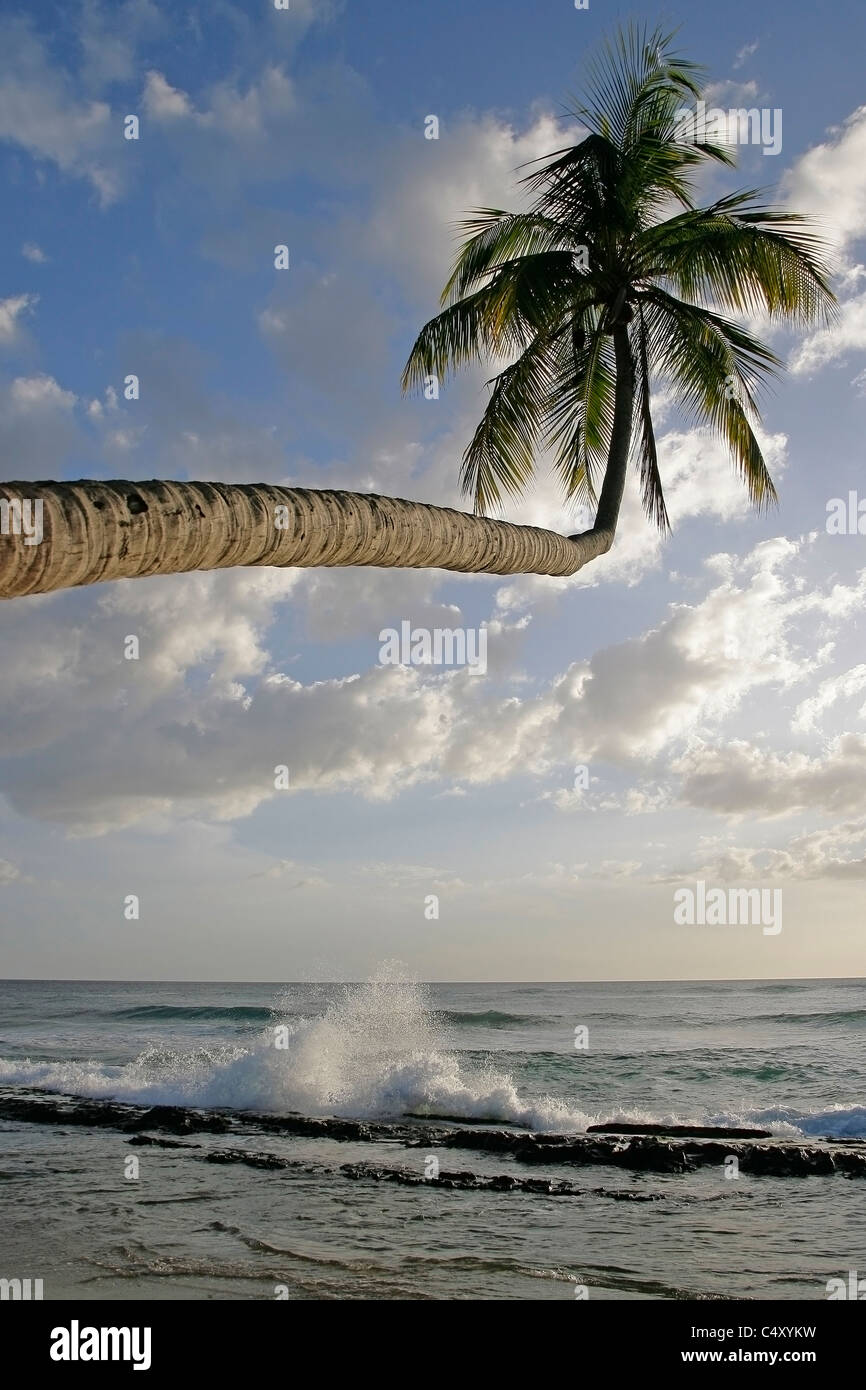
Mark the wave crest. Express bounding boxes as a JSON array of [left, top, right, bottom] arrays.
[[0, 966, 587, 1132]]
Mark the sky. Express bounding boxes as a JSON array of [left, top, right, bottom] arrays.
[[1, 0, 866, 981]]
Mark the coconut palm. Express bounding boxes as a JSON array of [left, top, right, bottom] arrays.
[[402, 22, 836, 545], [0, 24, 835, 601]]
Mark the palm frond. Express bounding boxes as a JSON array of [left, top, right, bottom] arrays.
[[546, 308, 616, 507], [441, 210, 583, 304], [402, 252, 578, 393], [642, 193, 838, 324], [459, 327, 564, 513], [640, 288, 779, 508]]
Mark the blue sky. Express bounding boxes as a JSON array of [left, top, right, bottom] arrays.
[[2, 0, 866, 980]]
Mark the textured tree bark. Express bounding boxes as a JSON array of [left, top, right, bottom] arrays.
[[0, 479, 618, 599]]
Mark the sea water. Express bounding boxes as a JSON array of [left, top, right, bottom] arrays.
[[0, 969, 864, 1300]]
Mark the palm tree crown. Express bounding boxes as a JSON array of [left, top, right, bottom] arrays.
[[403, 23, 837, 540]]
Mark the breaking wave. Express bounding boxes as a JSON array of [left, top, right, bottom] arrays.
[[1, 967, 864, 1138], [0, 965, 589, 1132]]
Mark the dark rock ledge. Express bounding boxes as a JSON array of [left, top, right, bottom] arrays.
[[1, 1089, 863, 1179], [340, 1160, 666, 1198], [587, 1122, 772, 1139], [202, 1148, 666, 1198]]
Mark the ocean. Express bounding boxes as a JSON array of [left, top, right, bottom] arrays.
[[1, 970, 864, 1301]]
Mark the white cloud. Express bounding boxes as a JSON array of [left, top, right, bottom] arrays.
[[77, 0, 166, 90], [673, 735, 866, 819], [792, 664, 866, 732], [1, 533, 855, 834], [89, 384, 120, 419], [143, 70, 195, 120], [0, 293, 38, 343], [364, 111, 582, 298], [493, 425, 788, 610], [733, 41, 759, 70], [141, 64, 297, 146], [9, 374, 76, 411], [791, 285, 866, 374], [545, 539, 810, 766], [0, 859, 20, 886], [702, 79, 760, 107], [778, 105, 866, 378], [782, 104, 866, 261], [0, 372, 82, 480], [666, 819, 866, 881], [0, 17, 120, 204]]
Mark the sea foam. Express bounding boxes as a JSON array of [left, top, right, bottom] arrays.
[[0, 965, 589, 1131]]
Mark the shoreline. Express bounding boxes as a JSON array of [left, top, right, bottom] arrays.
[[4, 1088, 864, 1180]]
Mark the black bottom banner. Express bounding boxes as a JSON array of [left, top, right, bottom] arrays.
[[6, 1298, 858, 1375]]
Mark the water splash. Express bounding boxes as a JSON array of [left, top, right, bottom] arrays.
[[0, 963, 589, 1131]]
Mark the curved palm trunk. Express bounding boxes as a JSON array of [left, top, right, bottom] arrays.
[[0, 335, 634, 600], [0, 479, 609, 598]]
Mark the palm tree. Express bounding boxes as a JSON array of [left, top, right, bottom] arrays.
[[402, 23, 835, 549], [0, 24, 835, 601]]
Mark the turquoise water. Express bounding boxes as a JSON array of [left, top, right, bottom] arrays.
[[1, 973, 864, 1299]]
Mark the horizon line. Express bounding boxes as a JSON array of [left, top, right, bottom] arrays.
[[1, 974, 863, 986]]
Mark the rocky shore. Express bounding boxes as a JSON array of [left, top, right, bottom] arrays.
[[2, 1087, 864, 1180]]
